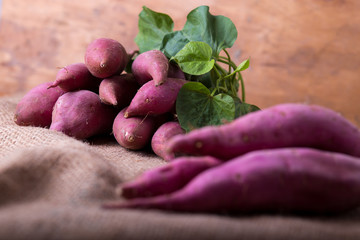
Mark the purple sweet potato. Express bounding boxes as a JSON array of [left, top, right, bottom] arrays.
[[167, 103, 360, 160], [104, 148, 360, 213], [85, 38, 128, 78], [50, 90, 117, 139], [121, 156, 221, 199], [48, 63, 101, 92], [167, 62, 185, 80], [124, 78, 187, 118], [99, 73, 139, 107], [151, 121, 185, 161], [113, 107, 157, 150], [131, 50, 169, 86], [14, 82, 65, 127]]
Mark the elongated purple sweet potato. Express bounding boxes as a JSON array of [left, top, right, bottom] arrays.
[[167, 103, 360, 160], [50, 90, 117, 139], [85, 38, 128, 78], [113, 107, 157, 150], [151, 121, 185, 161], [48, 63, 101, 92], [131, 50, 169, 86], [104, 148, 360, 213], [99, 74, 139, 107], [121, 156, 221, 199], [14, 82, 65, 127], [124, 78, 187, 118]]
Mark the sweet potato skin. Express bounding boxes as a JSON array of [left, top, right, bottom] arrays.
[[50, 90, 117, 139], [48, 63, 100, 92], [167, 103, 360, 160], [167, 62, 185, 80], [105, 148, 360, 213], [85, 38, 128, 78], [112, 108, 156, 150], [131, 50, 169, 86], [151, 121, 185, 161], [124, 78, 187, 118], [14, 82, 65, 127], [121, 156, 221, 199], [99, 74, 139, 107]]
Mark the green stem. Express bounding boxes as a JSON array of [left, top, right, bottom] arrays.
[[214, 63, 227, 75], [238, 72, 246, 102], [223, 49, 232, 73], [214, 64, 230, 93], [218, 86, 228, 92], [213, 65, 222, 78], [211, 67, 222, 96], [216, 58, 246, 101]]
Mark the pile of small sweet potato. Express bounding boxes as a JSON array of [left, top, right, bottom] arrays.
[[15, 38, 186, 156]]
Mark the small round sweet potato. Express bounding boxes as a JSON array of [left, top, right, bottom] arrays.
[[48, 63, 101, 92], [151, 121, 185, 161], [131, 50, 169, 86], [50, 90, 117, 139], [124, 78, 187, 118], [99, 74, 139, 108], [112, 108, 157, 150], [14, 82, 65, 127], [85, 38, 128, 78]]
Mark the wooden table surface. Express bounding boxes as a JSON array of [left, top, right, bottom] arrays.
[[0, 0, 359, 126]]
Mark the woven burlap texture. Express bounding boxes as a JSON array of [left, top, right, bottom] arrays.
[[0, 94, 359, 240]]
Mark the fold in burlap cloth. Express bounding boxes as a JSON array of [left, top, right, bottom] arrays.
[[0, 94, 359, 240]]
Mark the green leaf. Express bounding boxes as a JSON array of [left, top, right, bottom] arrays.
[[161, 6, 238, 58], [182, 6, 238, 57], [235, 58, 250, 72], [161, 31, 190, 58], [233, 97, 242, 118], [171, 42, 215, 75], [191, 71, 215, 89], [237, 102, 261, 117], [176, 82, 235, 132], [135, 6, 174, 53]]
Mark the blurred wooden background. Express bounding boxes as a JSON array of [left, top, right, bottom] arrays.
[[0, 0, 359, 126]]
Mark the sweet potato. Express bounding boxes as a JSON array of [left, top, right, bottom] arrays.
[[151, 121, 185, 161], [113, 107, 157, 150], [124, 78, 187, 118], [121, 156, 221, 199], [99, 73, 139, 107], [168, 62, 185, 80], [50, 90, 117, 139], [131, 50, 169, 86], [14, 82, 65, 127], [85, 38, 128, 78], [104, 148, 360, 213], [48, 63, 101, 92], [167, 103, 360, 160]]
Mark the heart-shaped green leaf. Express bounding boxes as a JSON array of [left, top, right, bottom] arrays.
[[160, 6, 238, 58], [135, 6, 174, 53], [176, 82, 235, 132], [171, 42, 215, 75]]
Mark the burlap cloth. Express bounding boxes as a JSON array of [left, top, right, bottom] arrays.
[[0, 94, 359, 240]]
